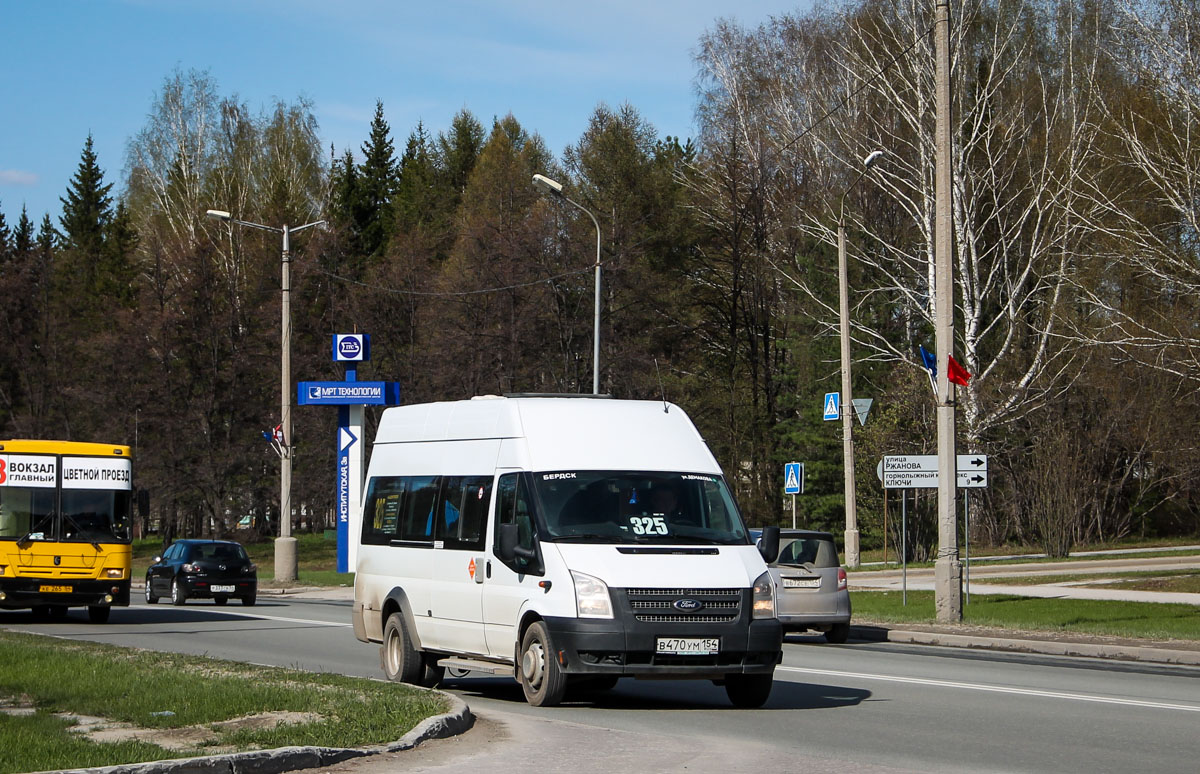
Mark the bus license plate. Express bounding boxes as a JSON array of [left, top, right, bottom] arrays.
[[39, 585, 71, 593], [656, 637, 719, 655], [211, 585, 235, 593]]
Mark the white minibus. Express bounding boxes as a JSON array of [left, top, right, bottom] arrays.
[[352, 395, 782, 707]]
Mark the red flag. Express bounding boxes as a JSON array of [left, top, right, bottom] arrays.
[[947, 355, 972, 386]]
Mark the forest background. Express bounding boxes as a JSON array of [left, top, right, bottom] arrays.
[[1, 0, 1197, 560]]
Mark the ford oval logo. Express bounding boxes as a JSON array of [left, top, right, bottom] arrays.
[[673, 598, 704, 612]]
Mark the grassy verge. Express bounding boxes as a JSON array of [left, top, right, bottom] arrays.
[[858, 535, 1200, 565], [851, 590, 1200, 641], [133, 533, 353, 587], [0, 631, 446, 774], [971, 569, 1200, 592]]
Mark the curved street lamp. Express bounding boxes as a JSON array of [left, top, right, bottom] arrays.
[[532, 174, 602, 395], [205, 209, 325, 583], [837, 149, 883, 569]]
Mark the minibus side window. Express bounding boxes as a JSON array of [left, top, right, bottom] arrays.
[[402, 476, 439, 542], [493, 473, 540, 573], [436, 476, 490, 551], [362, 477, 407, 545]]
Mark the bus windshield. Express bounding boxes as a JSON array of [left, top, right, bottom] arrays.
[[530, 470, 750, 545], [0, 486, 131, 544]]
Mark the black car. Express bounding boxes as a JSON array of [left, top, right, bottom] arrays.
[[145, 539, 257, 606]]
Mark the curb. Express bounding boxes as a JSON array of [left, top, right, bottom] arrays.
[[53, 690, 474, 774], [851, 625, 1200, 666]]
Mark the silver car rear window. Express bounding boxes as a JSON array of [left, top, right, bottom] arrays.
[[776, 537, 839, 568]]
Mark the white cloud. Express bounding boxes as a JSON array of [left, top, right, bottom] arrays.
[[0, 169, 38, 186]]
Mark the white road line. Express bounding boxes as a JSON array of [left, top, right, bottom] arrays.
[[778, 665, 1200, 713], [206, 610, 353, 628]]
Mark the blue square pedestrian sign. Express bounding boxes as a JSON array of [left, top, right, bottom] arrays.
[[784, 462, 804, 494], [823, 392, 840, 421]]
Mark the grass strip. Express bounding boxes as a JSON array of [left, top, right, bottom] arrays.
[[0, 630, 447, 774], [969, 569, 1200, 591], [851, 590, 1200, 641]]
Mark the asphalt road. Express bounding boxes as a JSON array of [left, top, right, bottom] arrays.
[[4, 597, 1200, 774]]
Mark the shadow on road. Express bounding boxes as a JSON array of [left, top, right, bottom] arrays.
[[445, 674, 870, 711]]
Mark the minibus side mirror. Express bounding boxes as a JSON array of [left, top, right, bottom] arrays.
[[498, 523, 536, 563], [757, 526, 780, 564]]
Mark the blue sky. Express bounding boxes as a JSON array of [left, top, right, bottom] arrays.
[[1, 0, 807, 226]]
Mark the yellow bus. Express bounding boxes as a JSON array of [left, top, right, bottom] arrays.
[[0, 440, 133, 622]]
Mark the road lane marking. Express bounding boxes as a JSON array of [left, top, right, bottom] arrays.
[[193, 610, 353, 628], [778, 666, 1200, 713]]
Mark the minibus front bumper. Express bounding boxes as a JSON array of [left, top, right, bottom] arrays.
[[541, 587, 783, 678]]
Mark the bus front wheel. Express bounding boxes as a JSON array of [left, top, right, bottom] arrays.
[[87, 605, 110, 623]]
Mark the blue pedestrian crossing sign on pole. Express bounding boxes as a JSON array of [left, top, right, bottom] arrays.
[[823, 392, 840, 421], [784, 462, 804, 494]]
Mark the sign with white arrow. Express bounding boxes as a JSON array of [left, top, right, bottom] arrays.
[[880, 454, 988, 489]]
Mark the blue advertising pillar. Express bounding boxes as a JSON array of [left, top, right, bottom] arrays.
[[297, 334, 401, 573]]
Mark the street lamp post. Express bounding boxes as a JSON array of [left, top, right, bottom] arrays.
[[532, 174, 602, 395], [837, 149, 883, 570], [206, 209, 324, 583]]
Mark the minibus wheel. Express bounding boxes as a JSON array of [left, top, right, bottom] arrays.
[[724, 673, 773, 708], [519, 621, 567, 707], [382, 613, 423, 684]]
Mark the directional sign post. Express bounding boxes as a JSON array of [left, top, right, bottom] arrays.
[[880, 454, 988, 490], [298, 334, 401, 573]]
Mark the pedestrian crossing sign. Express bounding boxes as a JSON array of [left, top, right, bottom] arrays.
[[784, 462, 804, 494], [823, 392, 840, 421]]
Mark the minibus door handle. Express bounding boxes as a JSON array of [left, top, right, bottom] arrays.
[[485, 559, 491, 579]]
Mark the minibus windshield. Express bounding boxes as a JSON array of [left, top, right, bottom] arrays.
[[531, 471, 750, 545]]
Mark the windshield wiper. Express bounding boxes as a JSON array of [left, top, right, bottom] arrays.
[[61, 512, 102, 551]]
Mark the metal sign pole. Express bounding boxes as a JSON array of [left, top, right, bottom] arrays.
[[902, 489, 907, 606], [964, 490, 970, 605], [791, 494, 796, 529]]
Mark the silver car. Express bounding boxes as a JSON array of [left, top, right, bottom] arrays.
[[761, 529, 851, 643]]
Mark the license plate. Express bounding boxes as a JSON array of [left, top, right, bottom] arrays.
[[211, 585, 236, 593], [39, 585, 71, 593], [782, 577, 822, 589], [656, 637, 719, 655]]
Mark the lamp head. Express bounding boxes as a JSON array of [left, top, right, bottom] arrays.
[[863, 150, 884, 169], [532, 174, 563, 196], [206, 209, 232, 222]]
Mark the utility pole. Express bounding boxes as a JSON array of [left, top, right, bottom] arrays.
[[933, 0, 963, 621]]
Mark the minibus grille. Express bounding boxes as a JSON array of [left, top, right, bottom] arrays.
[[622, 588, 742, 624]]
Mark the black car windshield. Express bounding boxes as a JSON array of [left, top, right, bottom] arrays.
[[531, 471, 749, 545]]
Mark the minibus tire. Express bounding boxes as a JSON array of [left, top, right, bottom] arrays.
[[382, 613, 423, 684], [724, 673, 773, 708], [519, 621, 567, 707], [87, 605, 110, 623]]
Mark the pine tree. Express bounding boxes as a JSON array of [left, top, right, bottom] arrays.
[[357, 100, 398, 258], [13, 207, 34, 256], [59, 134, 114, 261], [395, 122, 439, 233], [0, 203, 12, 264]]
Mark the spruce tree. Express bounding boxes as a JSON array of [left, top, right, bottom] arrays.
[[13, 207, 34, 256], [395, 122, 439, 232], [0, 203, 11, 264], [59, 134, 114, 260], [356, 100, 398, 258]]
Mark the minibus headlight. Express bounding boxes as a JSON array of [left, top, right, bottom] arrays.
[[752, 571, 776, 619], [571, 571, 614, 619]]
